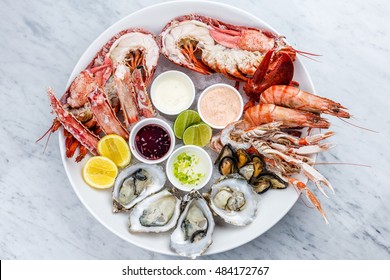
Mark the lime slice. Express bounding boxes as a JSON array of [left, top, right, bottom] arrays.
[[174, 110, 201, 139], [182, 123, 212, 147]]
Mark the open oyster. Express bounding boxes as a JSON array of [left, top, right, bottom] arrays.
[[170, 191, 215, 259], [207, 174, 258, 226], [129, 189, 181, 233], [112, 163, 165, 212]]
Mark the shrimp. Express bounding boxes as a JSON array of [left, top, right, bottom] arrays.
[[244, 104, 330, 128], [260, 85, 350, 118]]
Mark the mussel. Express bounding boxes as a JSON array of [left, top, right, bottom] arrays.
[[251, 172, 288, 193], [251, 177, 271, 194], [219, 156, 237, 176], [239, 163, 254, 181], [238, 155, 265, 181], [266, 173, 288, 189], [235, 149, 251, 169], [215, 144, 286, 195], [252, 155, 266, 178], [215, 143, 234, 165]]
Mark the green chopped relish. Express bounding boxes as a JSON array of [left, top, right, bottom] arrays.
[[173, 152, 205, 186]]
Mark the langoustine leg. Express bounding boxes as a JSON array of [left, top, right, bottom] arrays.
[[87, 88, 129, 140], [47, 88, 99, 156]]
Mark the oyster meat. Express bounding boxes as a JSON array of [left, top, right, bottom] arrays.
[[112, 163, 166, 212], [208, 174, 258, 226], [170, 191, 215, 259], [129, 189, 181, 233]]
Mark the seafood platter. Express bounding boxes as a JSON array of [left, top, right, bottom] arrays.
[[42, 2, 350, 258]]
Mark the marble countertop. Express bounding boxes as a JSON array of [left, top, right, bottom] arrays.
[[1, 0, 389, 259]]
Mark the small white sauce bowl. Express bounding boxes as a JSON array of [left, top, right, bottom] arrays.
[[150, 70, 195, 115], [166, 145, 213, 192], [197, 83, 244, 129], [129, 118, 175, 164]]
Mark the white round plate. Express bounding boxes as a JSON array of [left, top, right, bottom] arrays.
[[59, 0, 315, 256]]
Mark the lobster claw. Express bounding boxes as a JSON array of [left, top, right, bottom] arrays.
[[243, 50, 294, 99]]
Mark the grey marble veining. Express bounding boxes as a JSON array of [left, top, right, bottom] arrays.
[[1, 0, 389, 259]]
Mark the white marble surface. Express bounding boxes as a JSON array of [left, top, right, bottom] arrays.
[[1, 0, 389, 259]]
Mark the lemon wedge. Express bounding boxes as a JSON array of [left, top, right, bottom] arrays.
[[97, 134, 131, 168], [82, 156, 118, 189]]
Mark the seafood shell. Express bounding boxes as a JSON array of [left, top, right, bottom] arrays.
[[112, 163, 166, 212], [251, 172, 288, 193], [219, 156, 237, 176], [215, 143, 235, 165], [239, 163, 254, 181], [128, 189, 181, 233], [236, 149, 251, 168], [208, 174, 258, 226], [251, 155, 266, 178], [170, 191, 215, 259]]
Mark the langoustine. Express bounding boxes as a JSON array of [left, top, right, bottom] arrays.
[[209, 79, 350, 224], [42, 28, 160, 161], [212, 120, 335, 223]]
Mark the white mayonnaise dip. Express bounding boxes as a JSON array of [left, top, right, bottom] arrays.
[[151, 71, 195, 115]]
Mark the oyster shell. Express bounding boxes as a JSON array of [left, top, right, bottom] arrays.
[[170, 191, 215, 259], [208, 174, 258, 226], [112, 163, 166, 212], [128, 189, 181, 233]]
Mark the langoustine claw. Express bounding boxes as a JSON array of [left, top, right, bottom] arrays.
[[300, 163, 335, 198], [289, 178, 329, 224]]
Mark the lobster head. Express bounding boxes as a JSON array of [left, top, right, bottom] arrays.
[[243, 49, 294, 99]]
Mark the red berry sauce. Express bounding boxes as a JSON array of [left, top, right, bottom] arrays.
[[135, 124, 171, 160]]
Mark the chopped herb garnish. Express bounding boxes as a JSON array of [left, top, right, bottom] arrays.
[[173, 152, 205, 186]]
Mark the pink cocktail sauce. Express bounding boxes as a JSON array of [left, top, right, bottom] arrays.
[[199, 86, 242, 127]]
